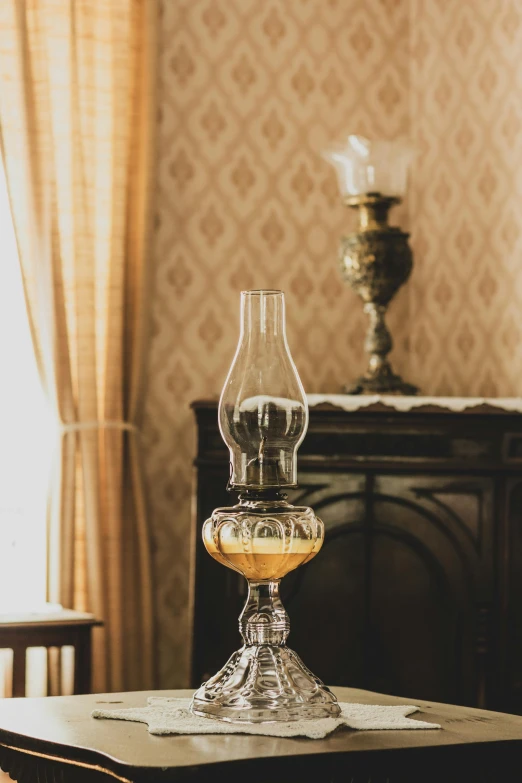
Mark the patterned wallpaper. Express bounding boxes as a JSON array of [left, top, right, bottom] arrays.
[[143, 0, 522, 687], [408, 0, 522, 395]]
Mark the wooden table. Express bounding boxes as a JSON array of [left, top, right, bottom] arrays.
[[0, 609, 101, 696], [0, 688, 522, 782]]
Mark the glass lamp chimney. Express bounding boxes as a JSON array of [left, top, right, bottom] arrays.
[[218, 290, 307, 489]]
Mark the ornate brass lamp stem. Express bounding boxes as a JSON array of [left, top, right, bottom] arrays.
[[340, 192, 418, 395]]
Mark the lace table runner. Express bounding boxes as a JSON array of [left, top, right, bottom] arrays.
[[307, 394, 522, 414], [92, 696, 440, 739]]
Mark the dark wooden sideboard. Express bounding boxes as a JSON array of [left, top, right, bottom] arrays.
[[190, 399, 522, 714]]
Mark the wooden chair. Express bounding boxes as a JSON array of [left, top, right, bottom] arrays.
[[0, 609, 101, 697]]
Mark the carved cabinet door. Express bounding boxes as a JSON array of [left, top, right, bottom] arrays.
[[284, 472, 495, 707]]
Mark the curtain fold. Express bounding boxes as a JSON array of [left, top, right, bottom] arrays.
[[0, 0, 157, 692]]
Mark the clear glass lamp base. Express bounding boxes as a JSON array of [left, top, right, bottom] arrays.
[[191, 581, 340, 723], [191, 645, 339, 723]]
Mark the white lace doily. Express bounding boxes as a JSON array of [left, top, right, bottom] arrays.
[[307, 394, 522, 414], [92, 697, 440, 739]]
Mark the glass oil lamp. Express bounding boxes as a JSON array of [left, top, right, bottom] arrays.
[[191, 290, 340, 723]]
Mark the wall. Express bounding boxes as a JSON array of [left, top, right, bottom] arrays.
[[408, 0, 522, 395], [144, 0, 522, 687]]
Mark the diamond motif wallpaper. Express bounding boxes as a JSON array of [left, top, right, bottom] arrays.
[[408, 0, 522, 395], [143, 0, 522, 687]]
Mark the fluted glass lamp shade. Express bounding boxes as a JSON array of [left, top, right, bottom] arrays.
[[219, 290, 307, 489], [323, 134, 414, 198]]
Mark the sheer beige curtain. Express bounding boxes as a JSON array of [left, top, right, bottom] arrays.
[[0, 0, 156, 692]]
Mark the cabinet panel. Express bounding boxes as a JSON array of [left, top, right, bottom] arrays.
[[283, 473, 494, 704], [371, 475, 493, 704], [368, 531, 458, 702], [505, 479, 522, 713]]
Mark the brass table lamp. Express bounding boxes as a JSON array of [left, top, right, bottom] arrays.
[[191, 290, 340, 723], [324, 136, 418, 395]]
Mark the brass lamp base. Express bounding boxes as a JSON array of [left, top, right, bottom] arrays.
[[345, 367, 418, 396], [340, 192, 419, 396]]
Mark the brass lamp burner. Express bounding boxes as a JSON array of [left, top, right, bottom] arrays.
[[340, 192, 418, 395]]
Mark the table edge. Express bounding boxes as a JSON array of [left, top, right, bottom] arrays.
[[3, 731, 522, 783]]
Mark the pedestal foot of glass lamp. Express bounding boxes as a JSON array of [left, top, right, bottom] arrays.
[[191, 644, 340, 723]]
